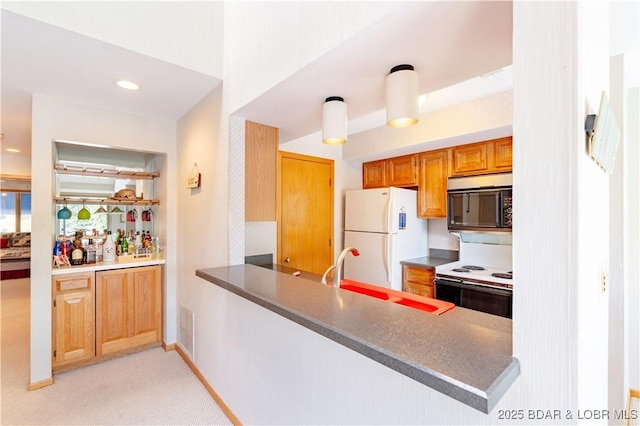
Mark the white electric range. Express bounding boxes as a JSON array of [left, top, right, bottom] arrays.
[[435, 261, 513, 290], [434, 240, 513, 318]]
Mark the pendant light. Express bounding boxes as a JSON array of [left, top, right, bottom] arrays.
[[385, 64, 419, 128], [78, 199, 91, 220], [322, 96, 347, 145], [57, 199, 72, 220]]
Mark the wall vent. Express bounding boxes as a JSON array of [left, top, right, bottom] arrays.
[[179, 305, 194, 361]]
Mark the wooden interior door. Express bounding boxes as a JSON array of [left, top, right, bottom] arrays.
[[278, 151, 334, 275]]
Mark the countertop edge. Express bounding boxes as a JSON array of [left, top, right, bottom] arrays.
[[195, 266, 519, 414], [52, 257, 166, 275]]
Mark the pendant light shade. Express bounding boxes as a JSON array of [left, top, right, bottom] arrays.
[[78, 200, 91, 220], [322, 96, 347, 145], [57, 200, 72, 220], [385, 64, 419, 128]]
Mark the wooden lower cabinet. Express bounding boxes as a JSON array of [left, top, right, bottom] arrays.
[[52, 273, 95, 368], [402, 265, 435, 299], [52, 265, 162, 372], [96, 265, 162, 356]]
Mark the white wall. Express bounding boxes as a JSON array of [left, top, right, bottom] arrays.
[[221, 1, 402, 115], [512, 0, 612, 416], [0, 154, 31, 176], [1, 1, 223, 78], [626, 87, 640, 394], [30, 95, 177, 384], [175, 85, 229, 378], [344, 90, 513, 161]]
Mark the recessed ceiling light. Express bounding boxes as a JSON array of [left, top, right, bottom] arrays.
[[115, 80, 140, 91], [6, 148, 20, 153]]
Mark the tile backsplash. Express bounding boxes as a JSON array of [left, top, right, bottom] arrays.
[[245, 221, 277, 258]]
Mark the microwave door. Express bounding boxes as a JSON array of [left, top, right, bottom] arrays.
[[449, 190, 501, 229], [449, 193, 465, 226], [475, 191, 500, 227]]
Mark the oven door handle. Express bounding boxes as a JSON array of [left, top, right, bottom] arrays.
[[435, 277, 464, 284]]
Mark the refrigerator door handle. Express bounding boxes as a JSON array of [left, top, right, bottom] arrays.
[[385, 234, 391, 283], [385, 190, 393, 233]]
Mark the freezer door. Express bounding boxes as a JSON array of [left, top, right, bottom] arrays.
[[345, 188, 392, 233], [344, 231, 395, 289]]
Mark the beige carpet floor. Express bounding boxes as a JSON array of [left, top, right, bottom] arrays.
[[1, 278, 233, 425]]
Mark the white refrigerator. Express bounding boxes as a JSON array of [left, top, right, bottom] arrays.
[[343, 187, 427, 291]]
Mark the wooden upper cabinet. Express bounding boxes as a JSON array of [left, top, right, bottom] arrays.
[[493, 137, 513, 170], [245, 120, 278, 221], [362, 160, 387, 189], [387, 155, 418, 187], [418, 150, 448, 218], [451, 142, 489, 176], [363, 155, 417, 189], [451, 137, 513, 176]]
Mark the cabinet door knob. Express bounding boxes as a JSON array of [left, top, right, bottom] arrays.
[[283, 257, 290, 263]]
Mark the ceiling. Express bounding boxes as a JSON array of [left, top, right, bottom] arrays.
[[0, 10, 222, 159], [0, 2, 513, 164]]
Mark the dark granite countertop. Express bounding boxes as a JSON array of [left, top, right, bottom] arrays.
[[400, 256, 457, 269], [196, 264, 519, 413]]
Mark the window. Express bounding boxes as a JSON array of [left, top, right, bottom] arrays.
[[56, 203, 108, 236], [0, 191, 31, 232]]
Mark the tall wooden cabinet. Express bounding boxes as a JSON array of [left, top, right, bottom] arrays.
[[96, 265, 162, 356], [245, 120, 278, 221], [52, 273, 95, 368], [418, 150, 448, 218]]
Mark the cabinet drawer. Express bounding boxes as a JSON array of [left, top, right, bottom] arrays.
[[56, 274, 93, 292], [404, 282, 434, 298], [404, 266, 434, 283]]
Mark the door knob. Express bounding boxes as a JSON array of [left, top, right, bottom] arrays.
[[283, 257, 290, 263]]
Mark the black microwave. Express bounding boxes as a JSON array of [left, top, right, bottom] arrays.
[[447, 173, 513, 232]]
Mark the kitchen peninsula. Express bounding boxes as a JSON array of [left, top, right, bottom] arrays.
[[196, 264, 519, 413]]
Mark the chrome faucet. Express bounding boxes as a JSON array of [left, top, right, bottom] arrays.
[[321, 247, 360, 288]]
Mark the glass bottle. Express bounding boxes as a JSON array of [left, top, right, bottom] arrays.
[[103, 231, 116, 262], [70, 239, 85, 265], [85, 239, 96, 264], [120, 236, 129, 256], [53, 238, 61, 256]]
